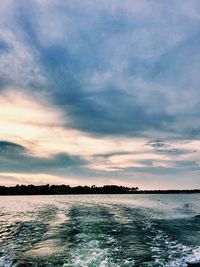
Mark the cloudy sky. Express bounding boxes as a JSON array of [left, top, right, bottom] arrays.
[[0, 0, 200, 189]]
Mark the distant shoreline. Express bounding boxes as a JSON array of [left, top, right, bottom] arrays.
[[0, 184, 200, 195]]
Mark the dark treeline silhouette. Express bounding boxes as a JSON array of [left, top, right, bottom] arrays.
[[0, 184, 200, 195], [0, 184, 139, 195]]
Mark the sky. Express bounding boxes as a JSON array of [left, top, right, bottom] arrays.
[[0, 0, 200, 189]]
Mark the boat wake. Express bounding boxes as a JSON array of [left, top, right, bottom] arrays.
[[0, 195, 200, 267]]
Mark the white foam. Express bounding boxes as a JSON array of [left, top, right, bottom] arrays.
[[166, 247, 200, 267]]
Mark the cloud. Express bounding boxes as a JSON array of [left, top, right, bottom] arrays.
[[1, 0, 200, 137], [0, 1, 200, 187], [0, 141, 26, 154], [147, 140, 197, 155], [0, 138, 86, 175]]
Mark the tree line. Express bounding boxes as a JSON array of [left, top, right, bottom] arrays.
[[0, 184, 199, 195], [0, 184, 139, 195]]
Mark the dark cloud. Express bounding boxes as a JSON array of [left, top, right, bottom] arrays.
[[0, 141, 86, 174], [0, 141, 26, 155], [156, 148, 197, 155], [147, 140, 196, 155], [9, 2, 176, 136], [148, 140, 169, 148], [94, 151, 134, 159], [0, 1, 198, 138]]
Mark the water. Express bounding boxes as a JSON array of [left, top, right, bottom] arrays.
[[0, 194, 200, 267]]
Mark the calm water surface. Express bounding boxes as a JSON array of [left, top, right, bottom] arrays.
[[0, 194, 200, 267]]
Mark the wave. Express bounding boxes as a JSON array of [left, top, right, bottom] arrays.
[[0, 195, 200, 266]]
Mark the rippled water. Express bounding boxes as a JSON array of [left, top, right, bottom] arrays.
[[0, 194, 200, 267]]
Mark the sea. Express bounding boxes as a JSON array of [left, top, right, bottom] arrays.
[[0, 194, 200, 267]]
